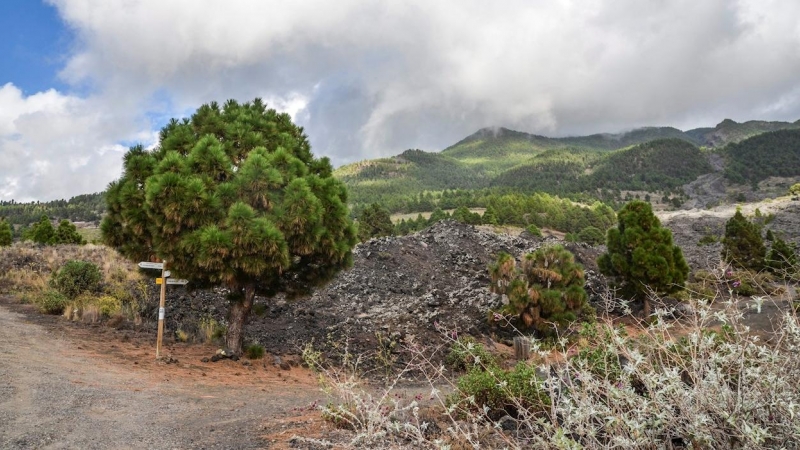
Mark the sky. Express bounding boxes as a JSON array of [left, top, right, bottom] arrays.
[[1, 0, 799, 202]]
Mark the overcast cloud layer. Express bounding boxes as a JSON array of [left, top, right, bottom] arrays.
[[2, 0, 800, 201]]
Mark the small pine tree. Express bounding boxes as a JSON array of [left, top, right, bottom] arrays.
[[721, 209, 766, 271], [577, 226, 605, 246], [52, 220, 86, 245], [0, 218, 12, 246], [482, 206, 499, 225], [766, 236, 797, 277], [429, 208, 449, 224], [356, 203, 394, 242], [27, 215, 55, 244], [490, 245, 589, 335], [598, 201, 688, 315]]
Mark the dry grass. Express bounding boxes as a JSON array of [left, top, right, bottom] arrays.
[[0, 242, 148, 323]]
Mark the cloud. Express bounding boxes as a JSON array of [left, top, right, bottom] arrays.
[[0, 83, 149, 201], [5, 0, 800, 200]]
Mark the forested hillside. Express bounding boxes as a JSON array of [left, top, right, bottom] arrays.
[[491, 139, 710, 197], [692, 119, 800, 148], [338, 119, 800, 216], [724, 129, 800, 185], [0, 193, 105, 229]]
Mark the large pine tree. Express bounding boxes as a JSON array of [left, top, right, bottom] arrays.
[[102, 99, 357, 354], [598, 200, 688, 315]]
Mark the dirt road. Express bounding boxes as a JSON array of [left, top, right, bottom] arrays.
[[0, 299, 325, 449]]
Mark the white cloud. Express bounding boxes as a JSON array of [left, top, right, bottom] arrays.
[[0, 83, 149, 201], [5, 0, 800, 200]]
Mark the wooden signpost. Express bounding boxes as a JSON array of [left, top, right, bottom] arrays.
[[138, 261, 187, 359]]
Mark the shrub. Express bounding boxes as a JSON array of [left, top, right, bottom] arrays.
[[790, 183, 800, 195], [490, 245, 589, 335], [175, 329, 190, 342], [245, 343, 265, 359], [698, 234, 718, 246], [444, 336, 497, 372], [448, 362, 550, 419], [50, 260, 102, 299], [36, 289, 68, 314], [95, 295, 122, 316], [198, 317, 225, 343], [525, 224, 542, 237]]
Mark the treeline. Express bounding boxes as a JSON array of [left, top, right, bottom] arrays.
[[392, 192, 616, 236], [723, 129, 800, 185], [0, 193, 105, 234]]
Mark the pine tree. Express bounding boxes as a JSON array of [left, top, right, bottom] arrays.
[[598, 201, 688, 315], [27, 215, 55, 244], [356, 203, 394, 242], [52, 220, 86, 245], [102, 99, 357, 355], [721, 209, 766, 271], [482, 206, 499, 225], [577, 226, 605, 245], [490, 245, 589, 335], [0, 218, 12, 246], [766, 236, 797, 277]]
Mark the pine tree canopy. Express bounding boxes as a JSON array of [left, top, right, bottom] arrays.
[[721, 209, 766, 271], [102, 99, 357, 354], [0, 218, 12, 246], [490, 245, 589, 335], [598, 200, 688, 304], [356, 203, 394, 241]]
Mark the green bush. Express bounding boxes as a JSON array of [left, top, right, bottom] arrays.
[[96, 295, 122, 316], [449, 362, 550, 419], [698, 234, 718, 246], [444, 336, 497, 372], [577, 226, 605, 245], [50, 260, 102, 299], [525, 224, 542, 237], [245, 343, 265, 359], [36, 289, 68, 314]]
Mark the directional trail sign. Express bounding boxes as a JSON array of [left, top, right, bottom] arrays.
[[156, 278, 189, 285], [138, 261, 164, 270]]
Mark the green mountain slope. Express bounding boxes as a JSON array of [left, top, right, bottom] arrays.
[[338, 119, 800, 213], [491, 139, 711, 196], [723, 128, 800, 185], [690, 119, 800, 148]]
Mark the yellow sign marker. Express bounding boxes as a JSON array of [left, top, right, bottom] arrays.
[[155, 278, 163, 285]]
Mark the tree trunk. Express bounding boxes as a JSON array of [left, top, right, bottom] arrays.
[[226, 283, 255, 355]]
